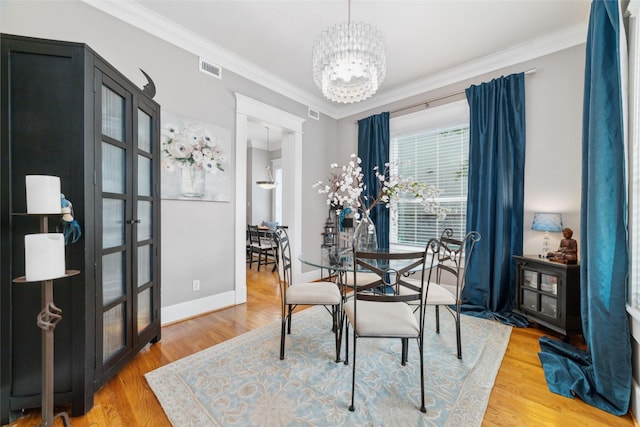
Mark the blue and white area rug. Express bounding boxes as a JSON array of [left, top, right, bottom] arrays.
[[145, 306, 511, 426]]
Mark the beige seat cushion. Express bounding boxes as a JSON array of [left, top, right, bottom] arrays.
[[344, 299, 419, 338], [286, 282, 341, 305], [341, 271, 380, 287], [400, 278, 457, 305]]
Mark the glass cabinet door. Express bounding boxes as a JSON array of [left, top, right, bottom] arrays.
[[97, 72, 160, 378], [135, 106, 155, 335], [100, 81, 129, 364]]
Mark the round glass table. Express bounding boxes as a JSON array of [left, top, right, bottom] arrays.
[[298, 247, 429, 276]]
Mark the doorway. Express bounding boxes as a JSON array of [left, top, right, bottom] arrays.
[[234, 94, 305, 304]]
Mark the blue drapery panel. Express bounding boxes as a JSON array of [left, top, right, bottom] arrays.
[[461, 73, 528, 326], [538, 0, 630, 415], [358, 112, 390, 249]]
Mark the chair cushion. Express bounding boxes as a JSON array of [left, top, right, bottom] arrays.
[[344, 300, 419, 338], [425, 283, 456, 305], [286, 282, 341, 305], [400, 278, 457, 305], [341, 272, 380, 286], [251, 241, 276, 250]]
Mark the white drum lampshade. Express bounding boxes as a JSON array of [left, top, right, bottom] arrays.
[[26, 175, 61, 214], [25, 233, 65, 281]]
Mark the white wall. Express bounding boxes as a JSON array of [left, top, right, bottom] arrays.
[[336, 45, 584, 257]]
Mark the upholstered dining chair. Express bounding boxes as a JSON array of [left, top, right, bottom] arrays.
[[248, 224, 277, 271], [343, 241, 440, 413], [273, 228, 343, 361], [402, 228, 481, 359], [429, 228, 480, 359]]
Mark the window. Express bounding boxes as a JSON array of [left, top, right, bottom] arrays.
[[390, 101, 469, 248]]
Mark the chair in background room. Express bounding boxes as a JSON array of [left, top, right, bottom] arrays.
[[273, 227, 343, 361], [423, 228, 481, 359], [343, 241, 439, 413], [247, 224, 278, 271]]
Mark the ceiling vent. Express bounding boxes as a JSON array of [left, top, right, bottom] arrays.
[[308, 108, 320, 120], [199, 57, 222, 79]]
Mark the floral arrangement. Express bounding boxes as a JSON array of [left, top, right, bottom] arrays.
[[312, 153, 447, 220], [161, 122, 225, 174]]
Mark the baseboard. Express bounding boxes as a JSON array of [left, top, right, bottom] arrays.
[[628, 306, 640, 424], [631, 377, 640, 426], [161, 291, 236, 325]]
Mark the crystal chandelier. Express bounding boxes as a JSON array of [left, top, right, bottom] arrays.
[[312, 0, 386, 104]]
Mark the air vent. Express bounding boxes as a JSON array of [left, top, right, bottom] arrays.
[[199, 57, 222, 79], [308, 108, 320, 120]]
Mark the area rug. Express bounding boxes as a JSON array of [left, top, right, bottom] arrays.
[[145, 306, 511, 426]]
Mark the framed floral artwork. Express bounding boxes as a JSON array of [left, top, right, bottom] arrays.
[[160, 111, 231, 202]]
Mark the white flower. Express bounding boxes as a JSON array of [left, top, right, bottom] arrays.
[[168, 141, 192, 159], [161, 159, 175, 172], [313, 153, 448, 220], [161, 121, 225, 173]]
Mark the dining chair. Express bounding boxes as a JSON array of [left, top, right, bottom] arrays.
[[273, 227, 343, 361], [401, 228, 481, 359], [247, 224, 277, 271], [336, 231, 379, 288], [343, 240, 440, 413]]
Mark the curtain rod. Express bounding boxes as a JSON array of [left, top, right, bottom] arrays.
[[382, 68, 537, 118]]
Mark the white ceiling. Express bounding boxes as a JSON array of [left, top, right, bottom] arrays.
[[88, 0, 592, 140]]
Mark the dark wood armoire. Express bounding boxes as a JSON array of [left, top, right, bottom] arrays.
[[0, 33, 162, 423]]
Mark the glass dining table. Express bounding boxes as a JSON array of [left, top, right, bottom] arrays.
[[298, 246, 429, 284], [298, 246, 430, 363]]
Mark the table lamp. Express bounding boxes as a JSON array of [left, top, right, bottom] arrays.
[[531, 212, 563, 257]]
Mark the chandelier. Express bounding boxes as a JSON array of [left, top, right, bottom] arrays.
[[312, 0, 386, 104], [256, 127, 276, 190]]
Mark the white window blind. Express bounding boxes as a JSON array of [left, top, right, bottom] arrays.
[[390, 101, 470, 247]]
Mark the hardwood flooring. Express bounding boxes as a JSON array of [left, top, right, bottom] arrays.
[[5, 265, 637, 426]]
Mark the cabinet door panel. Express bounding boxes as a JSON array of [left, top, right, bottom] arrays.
[[138, 109, 152, 153], [137, 287, 152, 333], [103, 303, 126, 362], [102, 142, 126, 194], [137, 244, 152, 287], [137, 201, 152, 241], [540, 295, 558, 318], [102, 199, 126, 249], [102, 86, 125, 142], [102, 252, 125, 305], [522, 289, 537, 311]]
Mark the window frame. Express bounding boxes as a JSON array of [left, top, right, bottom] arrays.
[[389, 100, 470, 250]]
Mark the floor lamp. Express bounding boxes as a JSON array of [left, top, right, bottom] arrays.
[[13, 175, 79, 427]]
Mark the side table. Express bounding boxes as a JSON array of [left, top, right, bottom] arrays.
[[514, 255, 581, 337]]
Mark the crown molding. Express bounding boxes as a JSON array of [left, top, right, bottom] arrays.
[[81, 0, 340, 117], [334, 23, 587, 119], [82, 1, 586, 121]]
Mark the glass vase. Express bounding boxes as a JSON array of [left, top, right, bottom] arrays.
[[354, 211, 378, 251], [181, 165, 206, 198]]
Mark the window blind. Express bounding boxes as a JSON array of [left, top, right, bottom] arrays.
[[390, 124, 469, 247]]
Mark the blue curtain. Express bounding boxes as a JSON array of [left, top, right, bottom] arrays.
[[358, 112, 390, 249], [461, 73, 528, 327], [538, 0, 630, 415]]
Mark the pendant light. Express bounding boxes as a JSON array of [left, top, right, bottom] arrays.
[[256, 127, 276, 190]]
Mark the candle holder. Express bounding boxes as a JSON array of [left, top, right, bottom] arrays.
[[12, 176, 79, 427]]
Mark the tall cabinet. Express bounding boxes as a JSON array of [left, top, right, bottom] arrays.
[[0, 34, 161, 423]]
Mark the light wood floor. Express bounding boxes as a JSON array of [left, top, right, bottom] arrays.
[[6, 265, 637, 426]]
